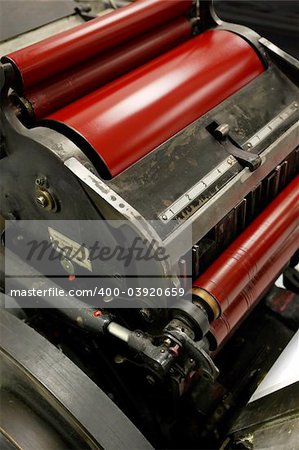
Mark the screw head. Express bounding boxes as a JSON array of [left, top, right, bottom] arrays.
[[34, 189, 55, 211], [114, 354, 126, 364], [36, 193, 48, 208], [60, 257, 74, 275]]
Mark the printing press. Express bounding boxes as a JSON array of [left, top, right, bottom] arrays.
[[0, 1, 298, 448]]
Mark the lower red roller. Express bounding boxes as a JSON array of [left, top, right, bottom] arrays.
[[24, 18, 192, 120], [193, 176, 299, 317], [46, 30, 264, 177], [210, 227, 299, 348]]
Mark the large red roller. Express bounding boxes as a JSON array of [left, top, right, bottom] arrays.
[[3, 0, 193, 90], [24, 17, 192, 120], [210, 227, 299, 348], [193, 176, 299, 317], [46, 30, 264, 177]]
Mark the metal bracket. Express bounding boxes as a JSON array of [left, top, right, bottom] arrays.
[[167, 329, 219, 383], [259, 38, 299, 73]]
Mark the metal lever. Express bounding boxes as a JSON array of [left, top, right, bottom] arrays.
[[213, 123, 262, 172]]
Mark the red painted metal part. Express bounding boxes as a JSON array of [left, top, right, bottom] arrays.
[[47, 30, 264, 177], [25, 18, 192, 120], [193, 176, 299, 314], [3, 0, 193, 90], [210, 227, 299, 348]]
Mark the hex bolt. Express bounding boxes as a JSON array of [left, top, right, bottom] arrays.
[[34, 189, 55, 211], [36, 193, 49, 208]]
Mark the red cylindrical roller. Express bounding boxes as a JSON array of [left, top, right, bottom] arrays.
[[46, 30, 264, 177], [193, 176, 299, 316], [24, 17, 192, 120], [3, 0, 193, 90], [210, 227, 298, 348]]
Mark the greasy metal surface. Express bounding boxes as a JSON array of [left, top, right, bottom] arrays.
[[46, 29, 264, 176], [211, 229, 299, 346], [0, 310, 153, 449], [158, 157, 238, 223], [0, 15, 86, 55], [193, 176, 299, 313], [63, 157, 177, 288], [3, 0, 193, 90], [229, 382, 299, 438], [24, 17, 192, 119], [0, 100, 104, 221], [243, 101, 299, 148], [0, 0, 77, 41]]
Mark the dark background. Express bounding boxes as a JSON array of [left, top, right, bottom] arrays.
[[215, 0, 299, 58]]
